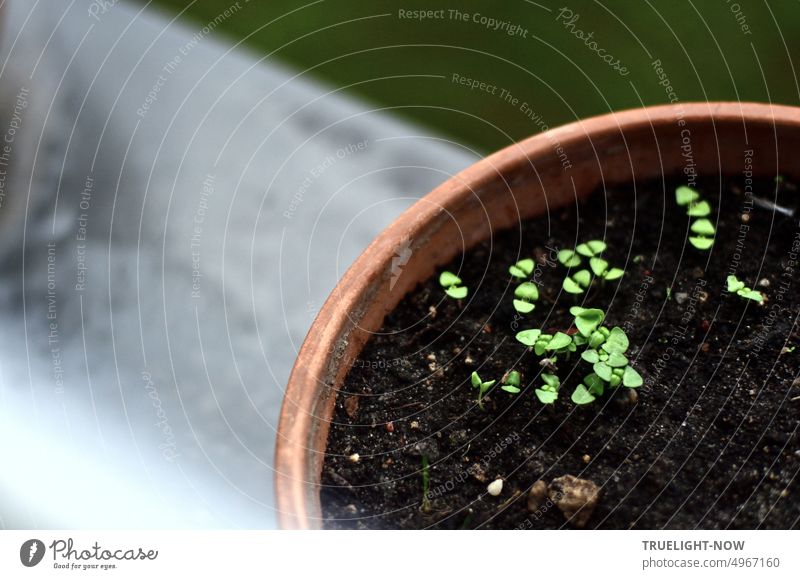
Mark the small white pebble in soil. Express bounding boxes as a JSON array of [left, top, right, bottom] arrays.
[[582, 454, 591, 464], [464, 355, 474, 365], [758, 278, 770, 288], [487, 479, 503, 496], [410, 420, 420, 429], [348, 453, 360, 463], [428, 305, 437, 318], [426, 353, 437, 361], [741, 212, 750, 223]]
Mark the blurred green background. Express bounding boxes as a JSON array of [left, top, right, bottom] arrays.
[[152, 0, 799, 153]]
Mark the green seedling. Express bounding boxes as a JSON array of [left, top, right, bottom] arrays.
[[580, 327, 642, 388], [557, 249, 582, 268], [471, 371, 496, 410], [509, 258, 535, 279], [689, 218, 715, 251], [513, 281, 539, 313], [421, 455, 431, 513], [439, 270, 468, 299], [535, 373, 560, 404], [558, 240, 606, 268], [516, 330, 574, 358], [576, 239, 607, 257], [726, 275, 764, 304], [563, 269, 592, 294], [501, 370, 522, 394], [589, 257, 625, 281], [676, 186, 715, 251]]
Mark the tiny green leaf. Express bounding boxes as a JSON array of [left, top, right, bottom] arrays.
[[516, 329, 541, 346], [589, 257, 609, 277], [471, 371, 482, 388], [594, 361, 613, 382], [741, 289, 764, 303], [675, 186, 700, 206], [504, 370, 521, 387], [513, 299, 536, 314], [726, 275, 745, 293], [542, 374, 560, 389], [602, 327, 630, 354], [584, 373, 605, 396], [445, 286, 468, 299], [536, 388, 558, 404], [509, 258, 535, 279], [573, 269, 592, 287], [623, 366, 643, 388], [691, 218, 716, 236], [604, 268, 624, 281], [439, 271, 462, 287], [558, 249, 582, 267], [501, 385, 521, 394], [571, 384, 596, 405], [607, 352, 629, 368], [548, 332, 572, 351], [687, 200, 712, 217], [514, 282, 539, 301], [586, 240, 607, 255], [573, 308, 605, 337], [689, 236, 714, 250], [563, 277, 584, 294], [581, 349, 600, 364]]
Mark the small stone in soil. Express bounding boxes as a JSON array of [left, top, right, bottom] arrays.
[[582, 454, 591, 464], [549, 475, 601, 528], [487, 479, 503, 496], [348, 453, 360, 463], [527, 480, 549, 512]]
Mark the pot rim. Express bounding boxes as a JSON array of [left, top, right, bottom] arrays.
[[275, 101, 800, 529]]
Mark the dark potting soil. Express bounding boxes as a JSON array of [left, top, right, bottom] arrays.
[[320, 175, 800, 529]]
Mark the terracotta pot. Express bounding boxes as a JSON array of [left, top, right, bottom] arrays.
[[275, 102, 800, 529]]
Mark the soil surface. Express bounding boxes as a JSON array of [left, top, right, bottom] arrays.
[[321, 175, 800, 529]]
